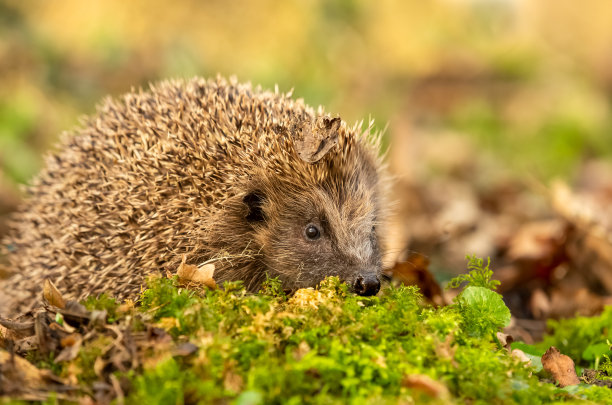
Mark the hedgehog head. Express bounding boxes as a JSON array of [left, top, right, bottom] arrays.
[[210, 116, 385, 295]]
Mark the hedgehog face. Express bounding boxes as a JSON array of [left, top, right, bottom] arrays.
[[243, 180, 382, 296]]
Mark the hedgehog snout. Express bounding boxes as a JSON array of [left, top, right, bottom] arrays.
[[352, 273, 380, 296]]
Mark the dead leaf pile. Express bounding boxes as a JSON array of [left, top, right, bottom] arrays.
[[387, 148, 612, 341], [0, 280, 198, 403]]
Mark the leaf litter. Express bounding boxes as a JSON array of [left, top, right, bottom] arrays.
[[0, 257, 611, 403]]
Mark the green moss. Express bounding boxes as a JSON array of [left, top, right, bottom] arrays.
[[21, 261, 612, 403], [537, 307, 612, 366], [73, 335, 112, 384], [82, 293, 120, 322], [116, 275, 579, 404]]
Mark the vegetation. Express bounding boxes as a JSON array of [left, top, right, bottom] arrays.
[[2, 258, 610, 404]]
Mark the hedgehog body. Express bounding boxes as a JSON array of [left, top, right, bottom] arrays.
[[0, 77, 387, 315]]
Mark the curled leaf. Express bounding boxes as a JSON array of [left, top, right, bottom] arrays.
[[402, 374, 450, 399], [55, 333, 83, 362], [177, 259, 216, 289], [43, 279, 65, 309], [541, 346, 580, 387], [294, 116, 340, 163]]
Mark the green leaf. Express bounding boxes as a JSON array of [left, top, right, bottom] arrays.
[[582, 343, 611, 361], [459, 286, 511, 337], [510, 342, 545, 357]]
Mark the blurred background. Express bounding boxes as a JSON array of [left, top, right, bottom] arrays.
[[2, 0, 612, 333]]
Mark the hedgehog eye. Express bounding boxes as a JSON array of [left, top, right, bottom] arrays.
[[304, 224, 321, 240]]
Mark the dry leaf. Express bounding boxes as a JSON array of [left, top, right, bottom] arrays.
[[402, 374, 450, 399], [387, 254, 444, 305], [177, 258, 216, 289], [294, 116, 340, 164], [530, 288, 551, 320], [0, 349, 46, 388], [511, 349, 531, 365], [541, 346, 580, 387], [55, 334, 83, 362], [496, 332, 514, 350], [506, 220, 567, 262], [43, 279, 66, 309]]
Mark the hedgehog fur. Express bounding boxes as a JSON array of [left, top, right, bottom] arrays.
[[0, 76, 388, 316]]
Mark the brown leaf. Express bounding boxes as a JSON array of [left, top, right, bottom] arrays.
[[0, 348, 72, 399], [55, 334, 83, 362], [34, 310, 58, 354], [294, 116, 340, 164], [496, 332, 514, 350], [507, 220, 567, 262], [387, 254, 445, 305], [0, 317, 35, 343], [0, 348, 46, 389], [548, 287, 605, 318], [541, 346, 580, 387], [402, 374, 450, 399], [529, 288, 551, 320], [43, 279, 66, 309], [512, 349, 532, 365], [177, 258, 216, 289], [551, 181, 612, 293]]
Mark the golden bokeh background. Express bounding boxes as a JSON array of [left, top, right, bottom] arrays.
[[1, 0, 612, 210]]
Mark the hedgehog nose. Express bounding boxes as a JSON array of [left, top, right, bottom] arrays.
[[353, 274, 380, 296]]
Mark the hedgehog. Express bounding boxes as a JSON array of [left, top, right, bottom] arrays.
[[0, 76, 389, 316]]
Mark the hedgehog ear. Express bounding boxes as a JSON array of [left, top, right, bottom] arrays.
[[243, 191, 266, 223]]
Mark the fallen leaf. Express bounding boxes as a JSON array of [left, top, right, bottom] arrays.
[[387, 254, 445, 305], [0, 317, 35, 344], [294, 116, 340, 164], [0, 348, 46, 388], [529, 288, 551, 320], [511, 349, 531, 365], [55, 334, 83, 362], [402, 374, 450, 399], [43, 279, 66, 309], [541, 346, 580, 387], [496, 332, 514, 350], [177, 257, 216, 289], [506, 220, 567, 262]]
